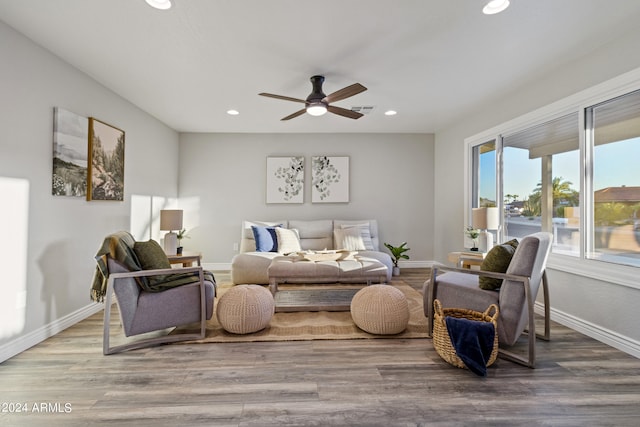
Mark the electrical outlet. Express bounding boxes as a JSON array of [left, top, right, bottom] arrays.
[[233, 242, 239, 251]]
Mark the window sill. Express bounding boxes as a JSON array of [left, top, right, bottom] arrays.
[[546, 253, 640, 290]]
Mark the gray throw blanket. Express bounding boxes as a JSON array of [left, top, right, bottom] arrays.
[[91, 234, 215, 303]]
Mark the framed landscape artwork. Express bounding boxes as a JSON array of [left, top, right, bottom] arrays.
[[312, 156, 349, 203], [87, 118, 125, 201], [52, 107, 88, 197], [266, 156, 304, 204]]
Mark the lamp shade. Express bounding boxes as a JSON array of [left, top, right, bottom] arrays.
[[472, 207, 500, 230], [472, 208, 487, 230], [160, 209, 183, 231]]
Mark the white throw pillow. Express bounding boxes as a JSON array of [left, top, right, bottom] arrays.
[[276, 228, 301, 254], [341, 223, 374, 250], [334, 227, 366, 251]]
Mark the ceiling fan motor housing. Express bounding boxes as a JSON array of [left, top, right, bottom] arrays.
[[306, 75, 327, 105]]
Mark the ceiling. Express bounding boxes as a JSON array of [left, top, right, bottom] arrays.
[[2, 0, 640, 134]]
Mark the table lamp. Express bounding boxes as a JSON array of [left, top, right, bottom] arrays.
[[160, 209, 183, 255], [472, 207, 499, 253]]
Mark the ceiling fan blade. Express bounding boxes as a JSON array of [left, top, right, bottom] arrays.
[[327, 105, 364, 120], [323, 83, 367, 104], [259, 92, 308, 104], [281, 109, 307, 121]]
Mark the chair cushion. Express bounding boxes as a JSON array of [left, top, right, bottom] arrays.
[[479, 239, 519, 290], [133, 240, 172, 287], [133, 240, 171, 270]]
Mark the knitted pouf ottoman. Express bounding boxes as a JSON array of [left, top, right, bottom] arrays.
[[350, 284, 410, 335], [216, 285, 275, 334]]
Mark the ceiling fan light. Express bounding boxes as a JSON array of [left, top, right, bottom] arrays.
[[145, 0, 172, 10], [306, 103, 327, 116], [483, 0, 509, 15]]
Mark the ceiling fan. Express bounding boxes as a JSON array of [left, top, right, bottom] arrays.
[[259, 75, 367, 121]]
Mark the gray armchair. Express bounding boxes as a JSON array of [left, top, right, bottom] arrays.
[[424, 232, 552, 368], [93, 231, 216, 355]]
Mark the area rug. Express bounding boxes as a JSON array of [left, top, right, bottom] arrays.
[[173, 280, 429, 343]]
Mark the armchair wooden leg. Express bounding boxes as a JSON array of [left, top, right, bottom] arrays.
[[424, 267, 438, 338], [498, 271, 551, 368], [540, 270, 551, 342]]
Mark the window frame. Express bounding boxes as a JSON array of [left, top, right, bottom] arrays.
[[464, 68, 640, 291]]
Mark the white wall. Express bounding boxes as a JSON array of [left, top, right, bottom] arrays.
[[434, 25, 640, 354], [0, 21, 180, 361], [178, 133, 434, 266]]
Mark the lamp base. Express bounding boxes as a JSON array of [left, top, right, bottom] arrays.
[[164, 232, 178, 255], [478, 230, 494, 253]]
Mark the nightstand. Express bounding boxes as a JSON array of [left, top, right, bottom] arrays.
[[167, 252, 202, 267], [447, 251, 485, 269]]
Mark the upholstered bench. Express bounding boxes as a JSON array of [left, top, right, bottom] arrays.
[[267, 255, 388, 293]]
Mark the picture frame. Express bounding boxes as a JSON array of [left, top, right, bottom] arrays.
[[311, 156, 349, 203], [87, 118, 125, 201], [52, 107, 89, 197], [266, 156, 304, 204]]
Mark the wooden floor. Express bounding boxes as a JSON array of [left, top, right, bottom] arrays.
[[2, 269, 640, 426]]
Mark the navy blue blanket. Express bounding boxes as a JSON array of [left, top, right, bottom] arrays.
[[445, 316, 495, 376]]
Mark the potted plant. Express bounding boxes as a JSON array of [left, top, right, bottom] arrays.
[[176, 229, 189, 254], [384, 242, 410, 276], [464, 226, 480, 251]]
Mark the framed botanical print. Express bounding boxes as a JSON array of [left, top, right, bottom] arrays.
[[312, 156, 349, 203], [87, 118, 125, 201], [266, 156, 304, 203]]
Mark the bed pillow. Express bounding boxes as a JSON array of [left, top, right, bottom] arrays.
[[276, 227, 301, 254], [251, 225, 279, 252], [478, 239, 519, 290]]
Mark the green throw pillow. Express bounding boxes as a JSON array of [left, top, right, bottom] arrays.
[[133, 240, 171, 270], [479, 239, 519, 290]]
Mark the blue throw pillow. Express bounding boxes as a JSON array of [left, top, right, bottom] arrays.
[[251, 225, 280, 252]]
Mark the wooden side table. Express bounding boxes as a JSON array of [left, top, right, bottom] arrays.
[[167, 252, 202, 267], [447, 251, 485, 269]]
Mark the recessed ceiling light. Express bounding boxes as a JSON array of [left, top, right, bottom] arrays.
[[145, 0, 172, 10], [385, 110, 397, 116], [483, 0, 510, 15], [226, 109, 239, 115]]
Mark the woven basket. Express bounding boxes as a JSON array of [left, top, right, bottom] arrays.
[[432, 299, 499, 370]]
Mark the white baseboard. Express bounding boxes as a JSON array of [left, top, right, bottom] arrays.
[[0, 303, 103, 363], [535, 302, 640, 359]]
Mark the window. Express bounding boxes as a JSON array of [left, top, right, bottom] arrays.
[[472, 140, 496, 208], [501, 113, 580, 254], [587, 90, 640, 267], [469, 91, 640, 267]]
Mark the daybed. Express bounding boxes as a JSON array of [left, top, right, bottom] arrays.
[[230, 219, 393, 285]]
